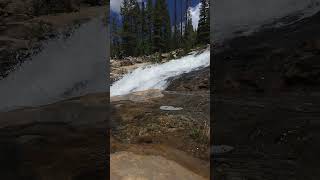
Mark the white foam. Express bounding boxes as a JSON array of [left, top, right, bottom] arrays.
[[110, 50, 210, 97]]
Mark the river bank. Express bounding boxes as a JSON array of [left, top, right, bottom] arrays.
[[110, 89, 210, 179]]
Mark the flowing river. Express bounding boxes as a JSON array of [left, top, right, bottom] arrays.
[[1, 0, 320, 111], [0, 17, 108, 111], [110, 50, 210, 96]]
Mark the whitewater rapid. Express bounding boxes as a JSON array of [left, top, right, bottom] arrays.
[[0, 17, 108, 111], [110, 50, 210, 97]]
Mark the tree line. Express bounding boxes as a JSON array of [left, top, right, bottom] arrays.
[[111, 0, 210, 58]]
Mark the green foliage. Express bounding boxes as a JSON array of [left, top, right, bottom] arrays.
[[183, 1, 196, 52], [111, 16, 120, 58], [197, 0, 210, 45], [145, 0, 154, 54], [111, 0, 209, 58]]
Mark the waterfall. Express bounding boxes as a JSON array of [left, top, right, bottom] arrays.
[[110, 50, 210, 97]]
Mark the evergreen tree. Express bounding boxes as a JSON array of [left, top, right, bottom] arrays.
[[120, 0, 141, 56], [184, 0, 196, 51], [180, 0, 183, 40], [197, 0, 210, 45], [111, 16, 120, 58], [130, 0, 141, 56], [153, 0, 171, 53], [145, 0, 153, 54], [138, 1, 147, 55], [152, 0, 162, 53], [117, 0, 194, 57], [173, 0, 178, 49], [162, 0, 172, 52], [120, 0, 133, 56]]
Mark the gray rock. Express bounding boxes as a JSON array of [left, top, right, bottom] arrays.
[[160, 106, 183, 111]]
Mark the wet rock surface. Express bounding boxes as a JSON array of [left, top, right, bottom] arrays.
[[0, 79, 210, 179], [0, 3, 109, 179], [214, 11, 320, 95], [213, 11, 320, 180], [0, 3, 107, 78], [166, 67, 210, 91], [0, 93, 108, 180]]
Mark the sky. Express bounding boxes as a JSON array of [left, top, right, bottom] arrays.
[[110, 0, 201, 29]]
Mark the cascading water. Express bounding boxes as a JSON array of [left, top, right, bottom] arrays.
[[0, 17, 108, 111], [212, 0, 320, 42], [2, 1, 319, 110], [110, 50, 210, 97]]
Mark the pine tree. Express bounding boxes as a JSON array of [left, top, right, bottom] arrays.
[[118, 0, 182, 57], [138, 1, 147, 55], [152, 0, 171, 53], [173, 0, 178, 49], [130, 0, 141, 56], [120, 0, 141, 56], [152, 0, 162, 53], [111, 16, 120, 58], [162, 0, 172, 52], [184, 0, 195, 51], [120, 0, 132, 56], [145, 0, 153, 54], [197, 0, 210, 45], [180, 0, 183, 40]]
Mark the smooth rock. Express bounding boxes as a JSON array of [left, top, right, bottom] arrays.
[[110, 151, 207, 180], [160, 106, 183, 111]]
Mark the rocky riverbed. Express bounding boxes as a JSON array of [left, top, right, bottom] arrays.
[[109, 46, 210, 179], [109, 69, 210, 179], [0, 78, 210, 179], [110, 46, 208, 83]]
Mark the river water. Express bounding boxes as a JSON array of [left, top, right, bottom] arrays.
[[110, 50, 210, 96], [0, 17, 108, 111], [212, 0, 320, 42], [1, 1, 320, 111]]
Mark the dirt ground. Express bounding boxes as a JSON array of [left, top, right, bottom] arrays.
[[110, 90, 210, 179]]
